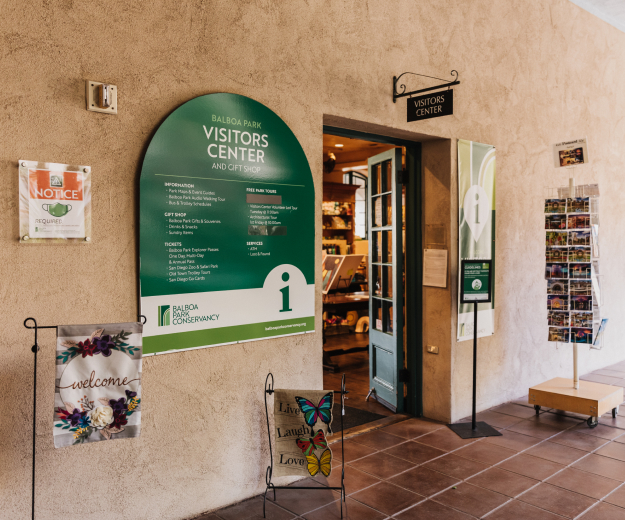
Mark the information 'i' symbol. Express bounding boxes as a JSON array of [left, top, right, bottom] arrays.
[[279, 272, 292, 313]]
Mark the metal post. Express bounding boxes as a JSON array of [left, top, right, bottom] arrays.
[[31, 336, 38, 520], [472, 302, 478, 430]]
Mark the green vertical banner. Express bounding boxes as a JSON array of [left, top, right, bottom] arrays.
[[139, 93, 315, 355], [457, 140, 496, 341]]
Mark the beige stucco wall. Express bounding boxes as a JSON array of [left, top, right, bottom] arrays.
[[2, 0, 625, 518]]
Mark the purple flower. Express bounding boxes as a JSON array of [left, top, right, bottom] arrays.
[[109, 398, 128, 413], [125, 390, 137, 400], [93, 335, 115, 357], [67, 408, 87, 427]]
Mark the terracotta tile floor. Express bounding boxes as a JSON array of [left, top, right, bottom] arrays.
[[203, 360, 625, 519]]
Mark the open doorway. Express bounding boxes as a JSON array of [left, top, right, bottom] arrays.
[[321, 130, 421, 429]]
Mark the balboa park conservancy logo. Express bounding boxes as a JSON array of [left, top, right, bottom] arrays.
[[157, 303, 219, 327], [158, 305, 171, 327]]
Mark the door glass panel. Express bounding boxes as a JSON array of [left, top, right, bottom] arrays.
[[383, 300, 393, 333], [371, 164, 380, 196], [374, 197, 382, 227], [372, 231, 381, 262], [373, 298, 382, 330], [383, 230, 392, 263], [383, 194, 392, 226], [384, 160, 393, 192], [384, 266, 393, 298], [373, 265, 382, 296]]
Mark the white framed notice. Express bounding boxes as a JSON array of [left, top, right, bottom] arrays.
[[19, 160, 92, 243], [423, 249, 448, 288]]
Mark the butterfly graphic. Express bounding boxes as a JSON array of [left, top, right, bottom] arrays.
[[306, 449, 332, 477], [296, 429, 328, 457], [295, 392, 333, 433]]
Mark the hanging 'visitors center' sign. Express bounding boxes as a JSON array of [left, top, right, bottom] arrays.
[[139, 93, 315, 355], [407, 90, 453, 122]]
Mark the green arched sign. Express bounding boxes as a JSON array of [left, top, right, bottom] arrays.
[[140, 94, 315, 355]]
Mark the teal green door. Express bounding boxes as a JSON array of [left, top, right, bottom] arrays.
[[368, 148, 404, 412]]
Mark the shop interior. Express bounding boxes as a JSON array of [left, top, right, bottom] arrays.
[[321, 132, 407, 427]]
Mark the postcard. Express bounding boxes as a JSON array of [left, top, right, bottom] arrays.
[[569, 280, 591, 296], [546, 231, 568, 247], [569, 263, 592, 279], [567, 197, 590, 213], [571, 328, 593, 344], [548, 312, 569, 327], [591, 225, 599, 257], [546, 215, 567, 230], [548, 295, 569, 311], [553, 138, 589, 168], [547, 279, 569, 295], [593, 319, 608, 346], [569, 230, 590, 246], [570, 312, 593, 328], [549, 327, 570, 343], [567, 214, 590, 229], [571, 295, 592, 311], [545, 199, 567, 214], [569, 247, 590, 263], [591, 265, 601, 305], [545, 263, 568, 279], [546, 247, 568, 262]]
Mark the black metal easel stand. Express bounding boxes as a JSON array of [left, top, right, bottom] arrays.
[[263, 373, 347, 518], [23, 315, 147, 520], [447, 304, 501, 439]]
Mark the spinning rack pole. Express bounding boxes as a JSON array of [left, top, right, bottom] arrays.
[[569, 177, 580, 391]]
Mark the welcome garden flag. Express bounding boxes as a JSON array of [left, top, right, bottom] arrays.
[[457, 139, 496, 341], [273, 389, 333, 478], [54, 322, 142, 447]]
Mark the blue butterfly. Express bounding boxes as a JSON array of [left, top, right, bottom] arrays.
[[295, 392, 333, 433]]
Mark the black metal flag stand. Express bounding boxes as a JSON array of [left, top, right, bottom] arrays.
[[263, 373, 347, 518], [24, 315, 146, 520], [447, 302, 501, 439]]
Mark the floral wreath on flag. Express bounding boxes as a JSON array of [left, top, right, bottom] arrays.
[[55, 328, 141, 444]]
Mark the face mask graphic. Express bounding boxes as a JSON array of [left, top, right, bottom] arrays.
[[42, 203, 72, 217]]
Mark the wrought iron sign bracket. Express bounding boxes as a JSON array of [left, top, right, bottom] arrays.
[[393, 70, 460, 103]]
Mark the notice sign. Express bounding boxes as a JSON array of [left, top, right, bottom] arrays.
[[461, 260, 492, 303], [19, 160, 91, 242], [552, 138, 589, 168], [423, 249, 448, 288], [407, 90, 453, 122], [139, 93, 315, 355]]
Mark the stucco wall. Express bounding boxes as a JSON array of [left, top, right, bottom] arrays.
[[2, 0, 625, 518]]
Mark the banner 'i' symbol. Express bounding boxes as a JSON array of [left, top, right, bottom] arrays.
[[279, 272, 292, 312], [463, 185, 490, 242]]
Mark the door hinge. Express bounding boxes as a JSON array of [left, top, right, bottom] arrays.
[[397, 169, 408, 185], [399, 369, 410, 382]]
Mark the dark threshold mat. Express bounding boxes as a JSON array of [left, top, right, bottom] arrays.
[[331, 403, 386, 433]]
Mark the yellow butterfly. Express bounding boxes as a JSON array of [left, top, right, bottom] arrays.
[[306, 449, 332, 477]]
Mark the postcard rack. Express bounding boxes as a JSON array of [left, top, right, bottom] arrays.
[[23, 315, 147, 520], [263, 373, 347, 518], [544, 180, 604, 351]]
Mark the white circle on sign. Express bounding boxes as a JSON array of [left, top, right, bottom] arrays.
[[58, 350, 140, 408], [472, 279, 482, 290]]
